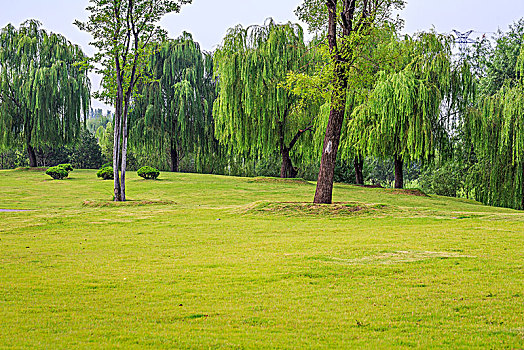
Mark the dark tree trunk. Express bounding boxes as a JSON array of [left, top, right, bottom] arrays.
[[27, 143, 37, 167], [354, 156, 364, 185], [314, 108, 346, 203], [313, 0, 357, 204], [170, 146, 179, 172], [394, 156, 404, 189], [280, 148, 297, 178]]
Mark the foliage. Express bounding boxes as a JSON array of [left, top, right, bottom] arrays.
[[76, 0, 191, 201], [347, 32, 459, 164], [213, 19, 319, 178], [0, 149, 28, 169], [419, 160, 467, 197], [0, 20, 90, 166], [58, 163, 74, 172], [137, 166, 160, 179], [130, 32, 217, 172], [96, 166, 114, 180], [70, 129, 104, 169], [45, 166, 69, 180]]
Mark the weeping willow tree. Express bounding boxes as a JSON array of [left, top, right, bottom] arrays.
[[129, 32, 216, 172], [468, 47, 524, 209], [347, 32, 469, 188], [213, 19, 319, 178], [0, 20, 90, 167]]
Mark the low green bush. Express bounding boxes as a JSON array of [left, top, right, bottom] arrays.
[[45, 166, 69, 180], [58, 163, 74, 172], [97, 166, 114, 180], [137, 166, 160, 180]]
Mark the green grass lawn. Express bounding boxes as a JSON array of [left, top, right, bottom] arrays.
[[0, 169, 523, 349]]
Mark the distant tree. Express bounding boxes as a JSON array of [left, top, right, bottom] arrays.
[[76, 0, 191, 201], [96, 122, 114, 163], [468, 46, 524, 209], [0, 20, 90, 167], [213, 19, 319, 178], [71, 129, 104, 169], [348, 32, 463, 188], [130, 33, 216, 172]]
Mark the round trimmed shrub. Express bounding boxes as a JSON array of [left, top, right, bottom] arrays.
[[97, 166, 114, 180], [58, 163, 73, 172], [137, 166, 160, 180], [46, 166, 69, 180]]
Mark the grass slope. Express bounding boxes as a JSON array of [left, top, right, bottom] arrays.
[[0, 169, 523, 349]]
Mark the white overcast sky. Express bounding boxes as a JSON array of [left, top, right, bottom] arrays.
[[2, 0, 524, 110]]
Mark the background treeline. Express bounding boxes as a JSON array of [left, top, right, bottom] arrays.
[[2, 18, 524, 209]]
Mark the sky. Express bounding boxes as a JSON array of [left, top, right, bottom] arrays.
[[2, 0, 524, 110]]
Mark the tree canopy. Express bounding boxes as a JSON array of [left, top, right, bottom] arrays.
[[213, 19, 319, 178], [0, 20, 90, 166], [129, 32, 216, 172]]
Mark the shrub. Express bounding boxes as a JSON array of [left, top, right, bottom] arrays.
[[45, 166, 69, 180], [137, 166, 160, 179], [58, 163, 73, 172], [97, 166, 114, 180]]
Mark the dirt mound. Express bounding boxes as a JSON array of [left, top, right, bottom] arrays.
[[82, 199, 175, 207], [248, 177, 311, 185], [385, 188, 428, 197], [242, 201, 385, 216]]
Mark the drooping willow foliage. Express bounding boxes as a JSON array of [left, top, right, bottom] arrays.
[[345, 32, 472, 187], [0, 20, 90, 166], [213, 19, 320, 178], [129, 33, 217, 172], [468, 47, 524, 209]]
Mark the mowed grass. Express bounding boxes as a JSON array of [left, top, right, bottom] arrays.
[[0, 169, 523, 349]]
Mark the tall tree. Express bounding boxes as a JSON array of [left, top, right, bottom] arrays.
[[0, 20, 90, 166], [468, 46, 524, 209], [347, 32, 464, 188], [129, 33, 216, 172], [296, 0, 404, 203], [213, 19, 319, 178], [76, 0, 191, 201]]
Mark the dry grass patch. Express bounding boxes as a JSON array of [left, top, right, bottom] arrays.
[[241, 201, 386, 216], [317, 250, 476, 265], [82, 199, 175, 207], [247, 177, 311, 185]]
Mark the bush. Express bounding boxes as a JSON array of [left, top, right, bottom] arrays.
[[419, 161, 465, 197], [97, 166, 114, 180], [45, 166, 69, 180], [58, 163, 73, 172], [137, 166, 160, 179]]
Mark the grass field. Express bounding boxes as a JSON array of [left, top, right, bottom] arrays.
[[0, 169, 523, 349]]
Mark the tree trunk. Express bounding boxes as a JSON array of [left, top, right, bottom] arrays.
[[280, 148, 297, 178], [27, 143, 37, 167], [113, 87, 123, 201], [313, 0, 353, 204], [394, 156, 404, 189], [170, 145, 179, 172], [314, 107, 346, 203], [120, 100, 130, 202], [354, 156, 364, 185]]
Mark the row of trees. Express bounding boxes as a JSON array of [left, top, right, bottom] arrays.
[[1, 1, 523, 209]]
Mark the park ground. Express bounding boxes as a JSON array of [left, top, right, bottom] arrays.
[[0, 169, 523, 349]]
